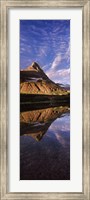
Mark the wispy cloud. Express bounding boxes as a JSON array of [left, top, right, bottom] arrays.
[[46, 67, 70, 84], [46, 47, 70, 84], [52, 54, 62, 69], [20, 20, 70, 84]]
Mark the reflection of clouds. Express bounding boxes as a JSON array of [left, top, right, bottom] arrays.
[[55, 132, 67, 148], [46, 115, 70, 148], [47, 114, 70, 147], [49, 114, 70, 132]]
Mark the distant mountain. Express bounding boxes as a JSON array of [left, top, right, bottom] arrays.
[[57, 83, 70, 90], [20, 62, 70, 95]]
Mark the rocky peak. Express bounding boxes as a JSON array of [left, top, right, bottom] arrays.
[[24, 62, 43, 72], [31, 62, 41, 71]]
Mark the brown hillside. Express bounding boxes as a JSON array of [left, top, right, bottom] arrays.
[[20, 62, 70, 95]]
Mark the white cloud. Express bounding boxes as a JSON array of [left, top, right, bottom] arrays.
[[58, 68, 70, 76], [46, 67, 70, 84], [45, 39, 70, 84], [52, 54, 62, 69], [63, 43, 70, 62], [20, 37, 27, 42], [38, 49, 47, 57]]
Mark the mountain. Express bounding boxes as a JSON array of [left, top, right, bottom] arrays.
[[20, 62, 70, 95], [20, 62, 49, 82], [57, 83, 70, 90]]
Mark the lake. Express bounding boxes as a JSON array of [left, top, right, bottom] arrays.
[[20, 105, 70, 180]]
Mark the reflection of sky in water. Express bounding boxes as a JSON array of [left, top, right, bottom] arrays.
[[42, 113, 70, 148], [20, 112, 70, 180], [49, 113, 70, 132]]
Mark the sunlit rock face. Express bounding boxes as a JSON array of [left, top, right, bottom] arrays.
[[20, 106, 70, 141], [20, 62, 70, 95]]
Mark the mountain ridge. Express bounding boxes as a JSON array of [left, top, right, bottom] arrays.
[[20, 62, 70, 95]]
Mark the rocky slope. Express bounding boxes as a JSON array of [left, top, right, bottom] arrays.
[[20, 62, 70, 95]]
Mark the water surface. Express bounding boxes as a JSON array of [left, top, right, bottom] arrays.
[[20, 105, 70, 180]]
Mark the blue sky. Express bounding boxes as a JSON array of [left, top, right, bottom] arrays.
[[20, 20, 70, 84]]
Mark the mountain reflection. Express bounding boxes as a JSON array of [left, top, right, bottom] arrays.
[[20, 105, 70, 141]]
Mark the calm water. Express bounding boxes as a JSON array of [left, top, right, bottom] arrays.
[[20, 105, 70, 180]]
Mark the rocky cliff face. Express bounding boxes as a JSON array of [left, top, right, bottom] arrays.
[[20, 62, 70, 95]]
